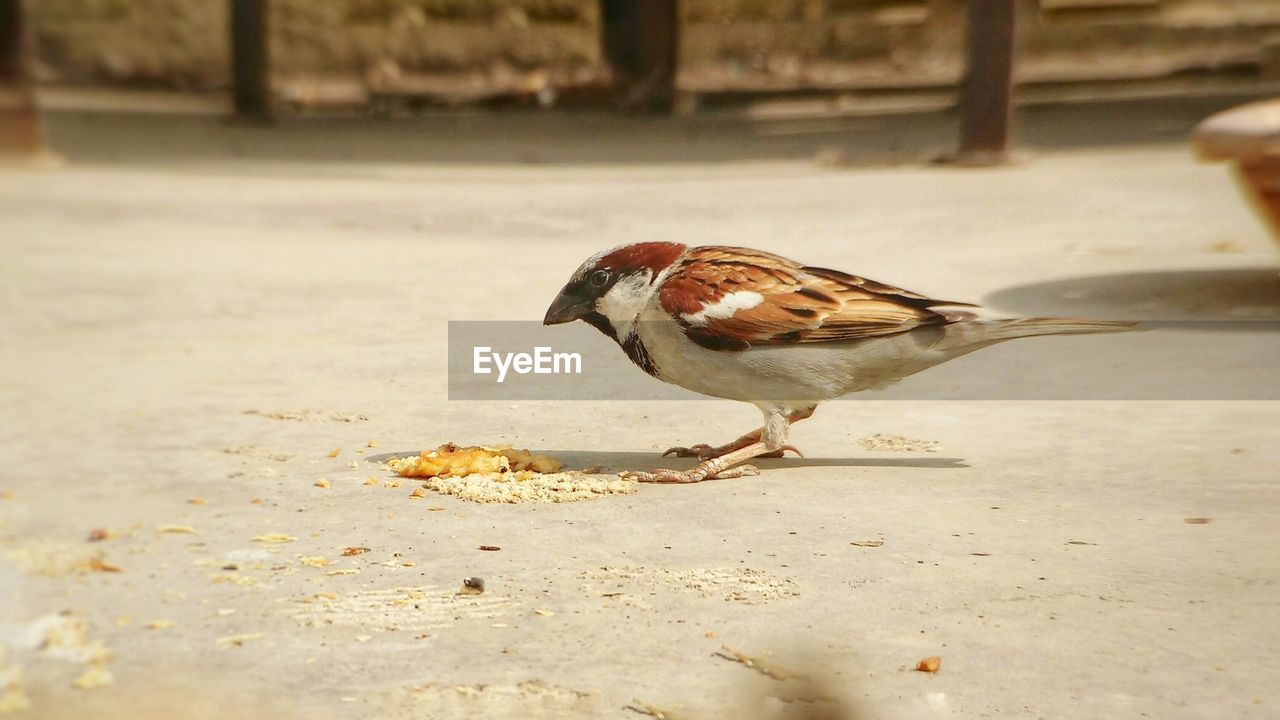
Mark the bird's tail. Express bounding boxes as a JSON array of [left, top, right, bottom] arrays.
[[929, 316, 1142, 356], [972, 317, 1142, 341]]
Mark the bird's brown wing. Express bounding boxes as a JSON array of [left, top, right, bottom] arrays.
[[657, 246, 974, 351]]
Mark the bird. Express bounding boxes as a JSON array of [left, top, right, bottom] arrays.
[[543, 242, 1137, 484]]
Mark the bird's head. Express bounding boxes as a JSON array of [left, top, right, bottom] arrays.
[[543, 242, 687, 339]]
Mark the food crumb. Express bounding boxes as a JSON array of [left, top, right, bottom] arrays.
[[915, 656, 942, 673], [216, 633, 264, 647], [341, 547, 370, 556], [851, 540, 884, 548], [156, 525, 196, 534], [327, 448, 342, 458], [367, 440, 379, 448], [858, 434, 940, 453], [71, 663, 113, 690], [145, 620, 175, 630], [187, 498, 208, 506], [314, 479, 331, 489], [252, 533, 297, 543], [392, 444, 561, 478], [385, 444, 633, 504]]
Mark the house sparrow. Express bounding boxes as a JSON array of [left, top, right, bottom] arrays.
[[544, 243, 1136, 484]]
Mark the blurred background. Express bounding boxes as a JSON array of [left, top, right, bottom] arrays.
[[4, 0, 1280, 164], [2, 3, 1279, 720]]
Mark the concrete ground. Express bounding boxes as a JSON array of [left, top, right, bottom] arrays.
[[1, 105, 1278, 719]]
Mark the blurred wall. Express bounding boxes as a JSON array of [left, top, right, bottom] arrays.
[[27, 0, 1280, 94], [30, 0, 603, 90], [679, 0, 1280, 90]]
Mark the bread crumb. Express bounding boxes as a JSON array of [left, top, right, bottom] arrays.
[[391, 444, 561, 478], [327, 448, 342, 458], [314, 479, 331, 489], [71, 663, 113, 690], [157, 525, 196, 534], [216, 633, 264, 647], [145, 620, 175, 630], [915, 656, 942, 673], [187, 497, 208, 505], [858, 434, 940, 453], [299, 556, 331, 568], [252, 533, 297, 543]]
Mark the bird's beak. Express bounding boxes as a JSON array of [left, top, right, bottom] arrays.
[[543, 288, 593, 325]]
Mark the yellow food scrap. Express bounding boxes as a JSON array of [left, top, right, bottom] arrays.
[[362, 477, 378, 486], [208, 573, 258, 586], [72, 663, 113, 690], [314, 479, 331, 489], [216, 633, 264, 647], [188, 497, 208, 506], [409, 488, 426, 499], [156, 525, 196, 534], [252, 533, 297, 543], [394, 444, 561, 479], [145, 620, 175, 630], [367, 440, 379, 448], [327, 448, 342, 458], [299, 556, 331, 568], [0, 646, 32, 713], [326, 569, 359, 576]]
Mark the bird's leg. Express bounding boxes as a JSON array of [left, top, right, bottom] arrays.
[[663, 406, 815, 460], [628, 408, 799, 484]]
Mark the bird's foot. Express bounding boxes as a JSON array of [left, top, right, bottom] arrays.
[[620, 464, 760, 484], [662, 444, 803, 460], [661, 443, 718, 460]]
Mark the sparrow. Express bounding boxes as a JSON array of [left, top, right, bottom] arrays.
[[543, 243, 1136, 484]]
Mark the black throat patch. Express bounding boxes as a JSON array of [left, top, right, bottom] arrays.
[[580, 311, 660, 378], [622, 333, 660, 378]]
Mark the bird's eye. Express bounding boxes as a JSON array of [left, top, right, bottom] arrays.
[[589, 269, 611, 288]]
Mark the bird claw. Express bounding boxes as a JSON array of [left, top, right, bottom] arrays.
[[660, 444, 803, 460], [620, 464, 760, 484], [661, 443, 717, 460], [621, 468, 701, 484], [762, 444, 804, 459]]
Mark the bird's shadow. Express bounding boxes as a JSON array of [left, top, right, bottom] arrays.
[[367, 449, 966, 472]]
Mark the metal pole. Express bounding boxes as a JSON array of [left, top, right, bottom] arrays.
[[600, 0, 677, 112], [230, 0, 271, 121], [956, 0, 1015, 165], [0, 0, 50, 158]]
